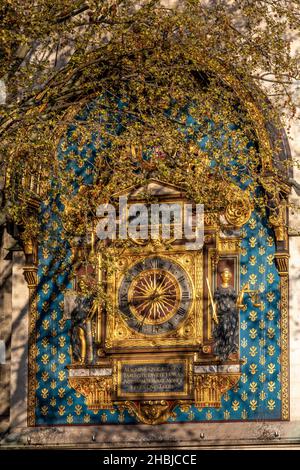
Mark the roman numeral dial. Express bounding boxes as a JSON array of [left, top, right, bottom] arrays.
[[118, 256, 192, 335]]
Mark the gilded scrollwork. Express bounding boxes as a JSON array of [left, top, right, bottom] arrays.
[[224, 185, 252, 227], [120, 400, 177, 425]]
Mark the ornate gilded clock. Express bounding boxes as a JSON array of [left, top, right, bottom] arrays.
[[67, 179, 245, 421], [118, 256, 192, 336], [105, 247, 203, 350]]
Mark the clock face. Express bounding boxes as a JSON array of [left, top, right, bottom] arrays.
[[118, 257, 192, 335]]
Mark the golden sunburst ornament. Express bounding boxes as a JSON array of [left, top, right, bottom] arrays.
[[128, 269, 180, 325]]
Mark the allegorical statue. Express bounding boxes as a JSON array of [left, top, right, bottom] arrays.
[[65, 280, 97, 364], [70, 295, 93, 364], [209, 268, 239, 361]]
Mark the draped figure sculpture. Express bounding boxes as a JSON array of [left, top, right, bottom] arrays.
[[212, 268, 239, 361]]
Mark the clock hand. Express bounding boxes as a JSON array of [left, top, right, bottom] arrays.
[[137, 303, 152, 332]]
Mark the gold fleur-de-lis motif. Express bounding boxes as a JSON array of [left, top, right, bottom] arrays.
[[267, 400, 276, 410], [267, 327, 275, 339], [249, 364, 257, 375], [188, 410, 195, 421], [84, 415, 91, 423], [241, 338, 247, 348], [249, 311, 257, 321], [259, 283, 265, 293], [268, 363, 276, 374], [42, 248, 50, 259], [241, 355, 248, 365], [249, 256, 257, 266], [58, 387, 65, 398], [241, 409, 248, 420], [42, 283, 50, 295], [249, 237, 257, 248], [67, 397, 73, 406], [268, 345, 276, 356], [59, 336, 66, 348], [41, 406, 48, 416], [267, 236, 274, 246], [249, 328, 257, 339], [41, 388, 49, 399], [259, 319, 265, 330], [50, 362, 57, 372], [67, 414, 73, 424], [249, 218, 257, 230], [267, 310, 275, 321], [249, 346, 257, 357], [258, 265, 265, 274], [101, 413, 108, 423], [59, 319, 66, 330], [241, 265, 248, 275], [58, 370, 66, 381], [51, 311, 57, 320], [241, 373, 248, 384], [259, 246, 266, 255], [50, 380, 57, 389], [267, 292, 275, 302], [259, 390, 266, 401], [259, 373, 266, 383], [58, 405, 65, 416], [41, 354, 49, 365], [41, 372, 49, 382], [249, 400, 257, 411], [59, 353, 66, 364], [249, 274, 257, 285], [224, 410, 230, 420], [241, 391, 248, 401], [259, 355, 266, 366], [51, 346, 57, 356], [259, 338, 266, 347], [50, 397, 56, 407], [241, 320, 247, 330], [42, 319, 50, 330], [75, 405, 82, 416], [41, 338, 49, 348], [241, 247, 247, 257], [249, 382, 257, 393], [232, 400, 240, 411], [267, 273, 275, 284], [206, 410, 212, 420], [267, 254, 274, 265], [258, 228, 265, 237]]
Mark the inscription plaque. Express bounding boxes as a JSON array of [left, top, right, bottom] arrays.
[[116, 359, 190, 398]]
